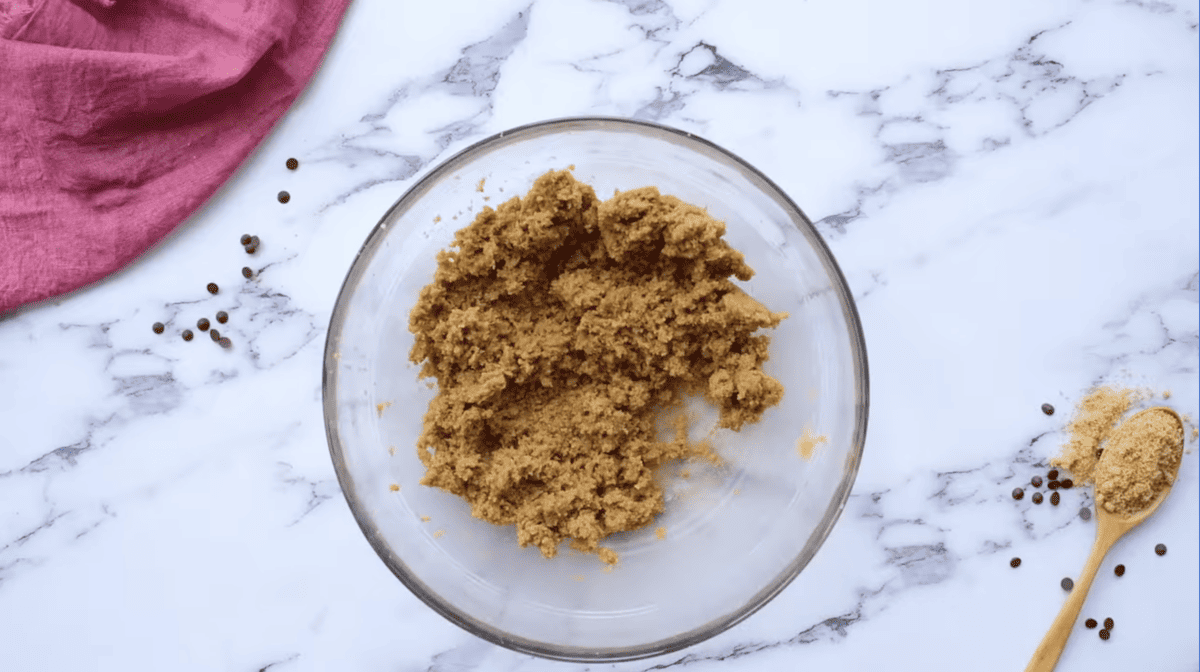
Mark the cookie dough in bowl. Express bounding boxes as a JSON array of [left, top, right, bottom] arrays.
[[323, 117, 869, 662]]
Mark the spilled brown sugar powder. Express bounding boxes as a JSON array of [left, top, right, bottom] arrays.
[[408, 169, 787, 563], [1052, 387, 1184, 515], [1051, 387, 1137, 481]]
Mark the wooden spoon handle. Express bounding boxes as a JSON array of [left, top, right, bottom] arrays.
[[1023, 534, 1113, 672]]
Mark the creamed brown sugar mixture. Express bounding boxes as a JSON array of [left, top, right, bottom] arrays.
[[408, 169, 788, 563]]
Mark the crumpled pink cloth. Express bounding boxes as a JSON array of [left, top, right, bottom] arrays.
[[0, 0, 352, 313]]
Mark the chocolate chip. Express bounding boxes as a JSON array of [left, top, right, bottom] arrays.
[[216, 311, 228, 324], [1155, 543, 1167, 556], [1048, 469, 1059, 480], [1085, 618, 1097, 629], [1061, 577, 1074, 591], [1104, 617, 1114, 630], [197, 318, 210, 332], [1042, 403, 1055, 415], [1051, 491, 1060, 506], [210, 328, 221, 342], [277, 191, 290, 204], [1010, 557, 1021, 568], [286, 158, 299, 170], [1099, 629, 1110, 640], [1048, 480, 1060, 490], [182, 330, 193, 342], [240, 234, 252, 246], [1032, 476, 1043, 488], [1080, 507, 1091, 520], [1032, 492, 1043, 504], [242, 266, 253, 278], [1114, 564, 1125, 577], [1060, 479, 1073, 489], [152, 322, 165, 334], [1012, 487, 1025, 500], [207, 282, 219, 295]]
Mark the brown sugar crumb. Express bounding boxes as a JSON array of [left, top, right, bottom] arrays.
[[421, 515, 431, 522], [434, 216, 441, 223], [655, 526, 667, 540], [1092, 408, 1183, 515], [1051, 387, 1137, 482], [389, 484, 400, 492], [408, 169, 787, 562], [597, 547, 619, 565], [388, 446, 396, 456], [796, 424, 828, 460], [376, 401, 393, 417], [433, 530, 445, 539], [476, 178, 486, 192]]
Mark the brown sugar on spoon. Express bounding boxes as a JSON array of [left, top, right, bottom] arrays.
[[408, 169, 787, 563], [1051, 388, 1183, 514], [1092, 408, 1183, 514]]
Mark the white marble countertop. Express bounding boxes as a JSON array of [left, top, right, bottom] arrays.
[[2, 1, 1197, 670]]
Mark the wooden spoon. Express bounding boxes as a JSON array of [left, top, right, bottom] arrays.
[[1024, 406, 1184, 672]]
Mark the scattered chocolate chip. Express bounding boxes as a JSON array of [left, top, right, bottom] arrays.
[[1048, 480, 1060, 490], [207, 282, 219, 295], [216, 311, 228, 324], [240, 234, 252, 246], [1042, 403, 1055, 415], [286, 157, 299, 170], [1114, 564, 1125, 577], [1061, 577, 1074, 591], [210, 328, 221, 342], [242, 266, 253, 279], [244, 235, 260, 255], [197, 318, 210, 332], [1060, 479, 1073, 489], [1010, 557, 1021, 568], [1048, 469, 1059, 480], [152, 322, 165, 334], [1104, 617, 1114, 630], [1032, 476, 1043, 488], [1085, 618, 1097, 629], [1080, 507, 1091, 520], [277, 191, 290, 204], [1012, 487, 1025, 500], [182, 329, 194, 341], [1155, 543, 1167, 556], [245, 243, 258, 254], [218, 337, 232, 349], [1032, 492, 1044, 504], [1099, 629, 1110, 640], [1050, 491, 1060, 506]]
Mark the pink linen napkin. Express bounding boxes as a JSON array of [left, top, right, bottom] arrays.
[[0, 0, 352, 313]]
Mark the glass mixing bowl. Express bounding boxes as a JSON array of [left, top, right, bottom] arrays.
[[323, 117, 869, 662]]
